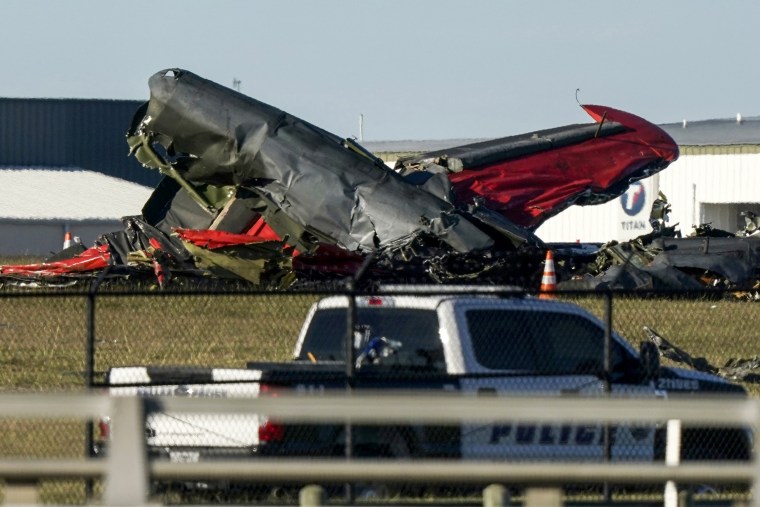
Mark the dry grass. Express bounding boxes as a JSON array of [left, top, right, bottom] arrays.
[[0, 289, 322, 503], [2, 289, 759, 392], [568, 294, 760, 371], [92, 293, 319, 373], [0, 292, 322, 389], [1, 278, 760, 503]]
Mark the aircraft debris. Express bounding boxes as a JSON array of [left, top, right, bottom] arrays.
[[560, 192, 760, 292], [644, 326, 760, 384], [643, 326, 717, 374], [0, 68, 680, 289]]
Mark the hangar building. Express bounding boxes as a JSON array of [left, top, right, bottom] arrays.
[[0, 99, 153, 256], [1, 97, 758, 256]]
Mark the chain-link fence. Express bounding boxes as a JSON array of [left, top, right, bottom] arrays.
[[0, 285, 758, 504]]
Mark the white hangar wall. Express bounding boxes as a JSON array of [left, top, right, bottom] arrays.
[[0, 168, 153, 257], [534, 176, 658, 243], [535, 146, 760, 243], [659, 147, 760, 235]]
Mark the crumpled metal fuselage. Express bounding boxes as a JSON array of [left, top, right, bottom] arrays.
[[127, 69, 678, 265], [128, 69, 504, 256]]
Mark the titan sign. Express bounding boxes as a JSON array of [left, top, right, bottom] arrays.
[[620, 182, 648, 232], [621, 182, 646, 216]]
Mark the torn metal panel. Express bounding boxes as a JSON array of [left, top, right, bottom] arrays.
[[648, 191, 672, 233], [397, 105, 679, 230], [174, 227, 297, 288], [644, 326, 717, 374], [649, 237, 760, 285], [141, 178, 258, 235], [560, 262, 705, 291], [643, 326, 760, 384], [0, 69, 685, 289], [0, 244, 111, 277], [182, 240, 296, 288], [99, 216, 192, 267], [721, 356, 760, 382], [128, 69, 500, 255], [563, 225, 760, 290]]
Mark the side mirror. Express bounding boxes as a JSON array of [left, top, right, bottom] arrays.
[[639, 341, 660, 383]]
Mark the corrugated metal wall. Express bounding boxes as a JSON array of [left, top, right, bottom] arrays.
[[659, 147, 760, 234], [0, 98, 160, 187]]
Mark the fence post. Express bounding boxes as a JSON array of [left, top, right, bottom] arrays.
[[342, 253, 373, 504], [664, 419, 682, 507], [103, 396, 149, 506], [753, 400, 760, 507], [344, 279, 356, 504], [84, 265, 110, 500], [85, 266, 110, 391], [482, 483, 509, 506], [602, 289, 613, 503], [299, 485, 326, 506]]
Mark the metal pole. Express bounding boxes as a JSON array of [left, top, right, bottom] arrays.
[[345, 280, 357, 386], [344, 279, 356, 504], [84, 266, 110, 500], [300, 485, 326, 506], [752, 401, 760, 507], [664, 419, 682, 507], [482, 483, 509, 507], [602, 290, 613, 503], [343, 253, 372, 504]]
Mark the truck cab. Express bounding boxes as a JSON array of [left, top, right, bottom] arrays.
[[287, 293, 748, 462]]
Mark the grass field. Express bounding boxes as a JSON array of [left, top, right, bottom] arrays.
[[1, 269, 759, 503], [2, 289, 759, 389]]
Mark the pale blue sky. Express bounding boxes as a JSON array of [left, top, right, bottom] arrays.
[[1, 0, 757, 140]]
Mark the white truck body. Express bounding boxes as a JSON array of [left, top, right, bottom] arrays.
[[102, 293, 747, 464]]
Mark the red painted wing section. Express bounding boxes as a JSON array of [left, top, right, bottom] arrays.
[[175, 222, 286, 251], [447, 105, 679, 230], [0, 245, 111, 276]]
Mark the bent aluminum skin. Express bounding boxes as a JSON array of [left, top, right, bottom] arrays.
[[128, 68, 501, 256]]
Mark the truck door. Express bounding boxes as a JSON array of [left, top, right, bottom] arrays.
[[456, 305, 656, 461]]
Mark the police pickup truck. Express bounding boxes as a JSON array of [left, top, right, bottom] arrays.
[[100, 291, 750, 466]]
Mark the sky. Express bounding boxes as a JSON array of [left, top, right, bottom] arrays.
[[1, 0, 758, 141]]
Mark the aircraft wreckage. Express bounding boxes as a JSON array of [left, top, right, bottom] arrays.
[[565, 192, 760, 293], [1, 68, 696, 290]]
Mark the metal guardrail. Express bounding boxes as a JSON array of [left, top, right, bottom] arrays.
[[0, 392, 758, 506]]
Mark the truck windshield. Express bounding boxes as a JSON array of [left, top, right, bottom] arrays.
[[466, 309, 624, 374], [298, 308, 443, 369]]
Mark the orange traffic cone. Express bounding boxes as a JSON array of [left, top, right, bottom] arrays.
[[63, 231, 74, 249], [539, 250, 557, 299]]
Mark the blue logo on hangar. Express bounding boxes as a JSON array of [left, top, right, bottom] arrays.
[[620, 182, 646, 216]]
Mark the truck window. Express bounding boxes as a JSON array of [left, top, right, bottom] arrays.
[[466, 309, 615, 374], [299, 308, 444, 368]]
